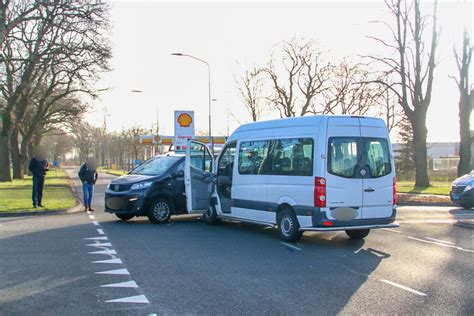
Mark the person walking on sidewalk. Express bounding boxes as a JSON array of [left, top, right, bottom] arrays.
[[28, 148, 50, 208], [78, 158, 98, 212]]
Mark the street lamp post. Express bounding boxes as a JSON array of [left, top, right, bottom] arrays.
[[171, 53, 213, 154]]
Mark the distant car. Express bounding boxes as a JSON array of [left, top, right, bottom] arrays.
[[104, 154, 187, 222], [450, 171, 474, 209]]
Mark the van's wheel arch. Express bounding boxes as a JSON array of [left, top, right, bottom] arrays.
[[277, 205, 302, 242], [148, 197, 173, 224]]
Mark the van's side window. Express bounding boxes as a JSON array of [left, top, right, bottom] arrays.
[[365, 139, 391, 177], [328, 138, 358, 178], [267, 138, 314, 176], [218, 142, 236, 176], [238, 140, 269, 175]]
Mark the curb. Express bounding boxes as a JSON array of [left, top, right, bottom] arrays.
[[454, 220, 474, 229]]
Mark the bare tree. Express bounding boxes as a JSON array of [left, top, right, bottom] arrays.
[[263, 38, 330, 117], [321, 60, 384, 116], [367, 0, 439, 187], [451, 29, 473, 176], [1, 1, 111, 179], [236, 67, 264, 122]]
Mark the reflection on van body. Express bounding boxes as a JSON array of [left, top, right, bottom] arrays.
[[185, 115, 399, 242]]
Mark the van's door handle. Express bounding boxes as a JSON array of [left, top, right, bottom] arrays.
[[364, 188, 375, 192]]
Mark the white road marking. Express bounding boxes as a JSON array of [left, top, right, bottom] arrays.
[[87, 242, 112, 247], [408, 236, 474, 253], [97, 229, 104, 235], [382, 228, 402, 234], [95, 268, 130, 275], [92, 258, 123, 264], [92, 221, 99, 226], [281, 242, 302, 251], [425, 237, 454, 245], [380, 279, 427, 296], [84, 236, 108, 240], [89, 215, 95, 220], [88, 249, 117, 255], [100, 281, 138, 288], [105, 294, 149, 304], [87, 211, 91, 214], [401, 220, 457, 224]]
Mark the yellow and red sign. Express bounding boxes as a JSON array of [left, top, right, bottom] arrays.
[[174, 110, 195, 152], [177, 113, 193, 127]]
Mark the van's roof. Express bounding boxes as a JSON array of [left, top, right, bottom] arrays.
[[231, 115, 384, 135]]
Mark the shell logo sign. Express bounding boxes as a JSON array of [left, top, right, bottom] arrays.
[[174, 110, 195, 152], [177, 113, 193, 127]]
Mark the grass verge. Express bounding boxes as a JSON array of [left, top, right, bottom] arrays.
[[97, 166, 128, 176], [397, 181, 451, 196], [0, 168, 76, 213]]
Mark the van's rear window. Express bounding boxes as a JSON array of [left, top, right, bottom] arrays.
[[328, 137, 391, 178]]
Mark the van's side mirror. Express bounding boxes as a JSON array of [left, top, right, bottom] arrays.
[[172, 169, 184, 178]]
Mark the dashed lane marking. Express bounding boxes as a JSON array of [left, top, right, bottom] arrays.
[[382, 228, 402, 234], [87, 242, 112, 247], [380, 279, 427, 296], [95, 268, 130, 275], [89, 215, 95, 220], [281, 242, 302, 251], [97, 229, 104, 235], [424, 237, 454, 245], [408, 236, 474, 253], [84, 236, 108, 240], [100, 281, 138, 288], [92, 258, 123, 264], [105, 295, 149, 304], [89, 249, 117, 255], [92, 221, 99, 226]]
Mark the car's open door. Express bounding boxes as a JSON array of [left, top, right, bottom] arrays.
[[185, 140, 214, 213]]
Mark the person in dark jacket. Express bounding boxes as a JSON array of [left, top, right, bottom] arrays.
[[78, 158, 98, 212], [28, 148, 50, 208]]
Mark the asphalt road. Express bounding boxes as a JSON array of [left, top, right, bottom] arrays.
[[0, 167, 473, 315]]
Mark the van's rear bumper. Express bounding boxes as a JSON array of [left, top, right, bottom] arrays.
[[300, 222, 399, 232]]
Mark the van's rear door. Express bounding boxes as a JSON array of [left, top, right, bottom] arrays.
[[185, 140, 214, 213], [325, 117, 363, 220], [360, 118, 394, 218]]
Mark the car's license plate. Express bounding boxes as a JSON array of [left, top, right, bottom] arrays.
[[451, 194, 459, 200]]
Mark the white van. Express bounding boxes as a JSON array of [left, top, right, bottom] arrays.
[[184, 115, 399, 242]]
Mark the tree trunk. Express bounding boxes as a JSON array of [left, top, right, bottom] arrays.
[[412, 112, 430, 187], [21, 139, 29, 176], [0, 133, 11, 182], [10, 128, 24, 179], [458, 93, 473, 176]]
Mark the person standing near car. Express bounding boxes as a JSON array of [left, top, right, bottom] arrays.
[[78, 158, 98, 212], [29, 148, 50, 208]]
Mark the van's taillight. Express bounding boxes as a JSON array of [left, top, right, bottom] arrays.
[[393, 177, 397, 205], [314, 177, 326, 207]]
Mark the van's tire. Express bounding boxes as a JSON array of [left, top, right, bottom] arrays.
[[345, 229, 370, 240], [460, 203, 472, 209], [116, 214, 134, 221], [277, 208, 302, 242], [148, 198, 172, 224], [203, 205, 219, 225]]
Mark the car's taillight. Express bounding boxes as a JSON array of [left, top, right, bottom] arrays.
[[314, 177, 326, 207], [393, 177, 397, 205]]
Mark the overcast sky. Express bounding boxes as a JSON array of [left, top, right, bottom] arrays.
[[89, 0, 473, 142]]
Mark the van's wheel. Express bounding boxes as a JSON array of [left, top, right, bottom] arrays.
[[460, 203, 472, 209], [116, 214, 134, 221], [277, 208, 302, 242], [148, 198, 172, 224], [203, 205, 219, 225], [345, 229, 370, 240]]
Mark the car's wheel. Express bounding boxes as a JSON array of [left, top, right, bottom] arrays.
[[116, 214, 134, 221], [277, 208, 302, 242], [460, 203, 472, 209], [203, 205, 219, 225], [345, 229, 370, 240], [148, 198, 172, 224]]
